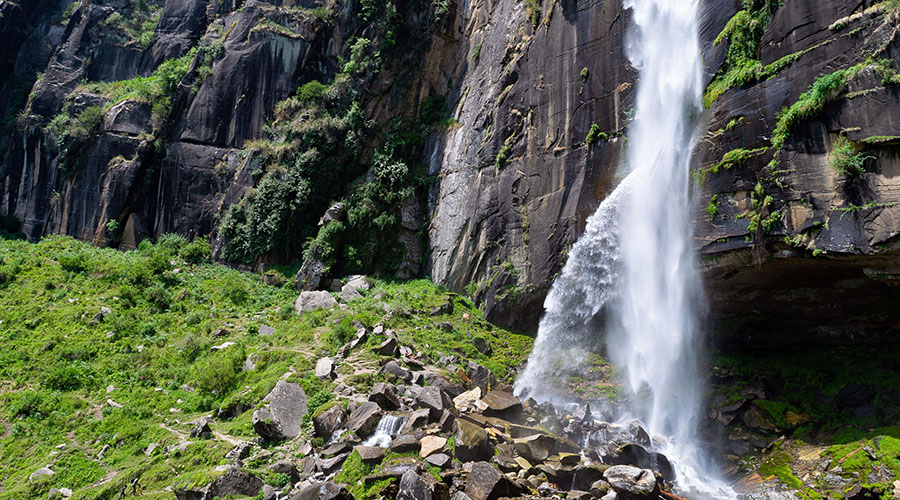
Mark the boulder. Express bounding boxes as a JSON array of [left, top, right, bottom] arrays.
[[339, 276, 370, 303], [607, 444, 674, 481], [454, 387, 483, 410], [401, 409, 430, 434], [189, 417, 212, 439], [480, 390, 523, 422], [467, 362, 497, 392], [472, 337, 492, 356], [258, 324, 276, 336], [315, 357, 335, 380], [381, 360, 413, 383], [603, 466, 658, 500], [398, 469, 432, 500], [416, 386, 454, 419], [369, 382, 401, 410], [419, 435, 448, 457], [252, 380, 308, 440], [513, 434, 557, 463], [424, 371, 465, 397], [319, 481, 353, 500], [590, 480, 610, 498], [373, 338, 399, 357], [354, 445, 386, 462], [28, 467, 54, 483], [453, 419, 492, 462], [226, 442, 252, 465], [175, 487, 208, 500], [464, 461, 523, 500], [741, 404, 778, 433], [345, 401, 383, 436], [390, 434, 420, 453], [206, 467, 264, 498], [426, 453, 452, 469], [271, 459, 299, 482], [294, 291, 337, 314], [314, 404, 348, 438]]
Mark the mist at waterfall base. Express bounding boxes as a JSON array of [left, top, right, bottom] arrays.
[[514, 1, 735, 498]]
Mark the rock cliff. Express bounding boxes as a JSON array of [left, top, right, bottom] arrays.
[[2, 0, 900, 340]]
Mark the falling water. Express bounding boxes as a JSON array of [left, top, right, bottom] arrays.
[[515, 0, 734, 497], [362, 414, 406, 447]]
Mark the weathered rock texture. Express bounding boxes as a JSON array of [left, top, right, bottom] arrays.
[[3, 0, 900, 341]]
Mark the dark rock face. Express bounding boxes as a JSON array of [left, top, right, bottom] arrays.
[[206, 467, 265, 498], [3, 0, 900, 345], [464, 461, 523, 500]]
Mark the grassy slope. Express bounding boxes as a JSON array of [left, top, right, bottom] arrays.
[[0, 235, 533, 499]]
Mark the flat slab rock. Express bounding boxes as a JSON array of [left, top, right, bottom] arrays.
[[252, 380, 308, 440]]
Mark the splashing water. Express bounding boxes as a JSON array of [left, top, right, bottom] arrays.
[[362, 414, 406, 448], [515, 1, 735, 498]]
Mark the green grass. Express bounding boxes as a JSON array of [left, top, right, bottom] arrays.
[[0, 235, 534, 499]]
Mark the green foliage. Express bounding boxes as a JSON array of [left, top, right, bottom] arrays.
[[77, 48, 196, 127], [585, 123, 608, 146], [298, 80, 328, 106], [706, 194, 719, 221], [830, 136, 872, 177], [472, 40, 484, 62], [772, 65, 863, 150], [705, 0, 783, 107]]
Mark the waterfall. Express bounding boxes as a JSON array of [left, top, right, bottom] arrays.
[[362, 414, 406, 448], [515, 1, 735, 497]]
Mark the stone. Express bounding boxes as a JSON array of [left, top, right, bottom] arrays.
[[607, 444, 674, 481], [567, 491, 592, 500], [430, 301, 454, 316], [369, 382, 401, 410], [252, 380, 308, 441], [628, 422, 651, 447], [453, 419, 492, 462], [345, 401, 383, 436], [603, 466, 658, 500], [314, 404, 348, 438], [472, 337, 492, 356], [319, 481, 353, 500], [271, 459, 299, 481], [741, 404, 778, 433], [258, 324, 276, 336], [426, 453, 452, 469], [381, 360, 413, 383], [339, 276, 369, 303], [390, 434, 420, 453], [322, 441, 352, 457], [262, 485, 276, 500], [354, 445, 386, 462], [315, 357, 335, 380], [145, 443, 159, 456], [590, 480, 610, 498], [226, 442, 252, 464], [452, 493, 474, 500], [424, 371, 465, 397], [320, 452, 351, 474], [416, 386, 454, 418], [467, 362, 497, 393], [373, 338, 399, 357], [398, 469, 432, 500], [480, 390, 523, 422], [454, 387, 482, 410], [29, 466, 54, 483], [211, 328, 229, 337], [419, 435, 448, 457], [190, 417, 212, 438], [464, 461, 523, 500], [401, 409, 431, 434], [294, 291, 337, 314], [513, 434, 557, 463], [206, 467, 264, 498], [320, 203, 347, 226]]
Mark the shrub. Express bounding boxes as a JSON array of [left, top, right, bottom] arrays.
[[297, 80, 327, 106], [190, 347, 245, 396], [830, 136, 872, 177], [585, 123, 607, 146], [182, 238, 211, 263]]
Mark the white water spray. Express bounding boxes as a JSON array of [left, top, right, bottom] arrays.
[[515, 1, 735, 497], [362, 414, 406, 447]]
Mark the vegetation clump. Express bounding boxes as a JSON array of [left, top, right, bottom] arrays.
[[829, 136, 872, 177]]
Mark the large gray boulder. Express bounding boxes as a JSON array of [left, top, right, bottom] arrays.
[[603, 465, 659, 500], [345, 401, 383, 436], [464, 461, 523, 500], [294, 291, 337, 314], [252, 380, 308, 440], [206, 467, 264, 498], [453, 419, 492, 462], [314, 404, 348, 438], [398, 469, 432, 500]]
